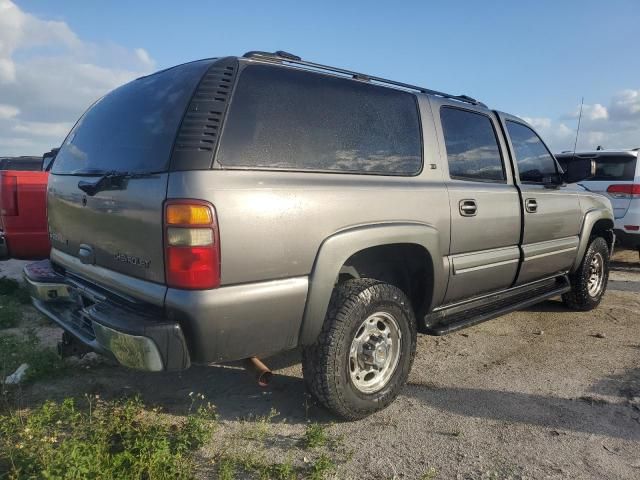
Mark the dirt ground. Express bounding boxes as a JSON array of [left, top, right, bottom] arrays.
[[2, 249, 639, 479]]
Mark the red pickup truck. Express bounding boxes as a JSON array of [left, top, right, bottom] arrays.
[[0, 153, 54, 259]]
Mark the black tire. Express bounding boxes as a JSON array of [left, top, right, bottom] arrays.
[[562, 236, 610, 311], [302, 278, 417, 420]]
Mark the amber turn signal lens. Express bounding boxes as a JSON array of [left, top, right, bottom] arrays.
[[166, 204, 212, 225]]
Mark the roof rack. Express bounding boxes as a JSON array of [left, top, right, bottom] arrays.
[[242, 51, 486, 107]]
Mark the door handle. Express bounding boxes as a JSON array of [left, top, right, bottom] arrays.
[[459, 199, 477, 217], [525, 198, 538, 213]]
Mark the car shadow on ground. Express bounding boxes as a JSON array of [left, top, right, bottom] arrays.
[[14, 358, 640, 442], [14, 349, 337, 424], [405, 367, 640, 441], [521, 299, 568, 313]]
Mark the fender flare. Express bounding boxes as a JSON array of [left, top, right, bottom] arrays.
[[572, 208, 615, 272], [298, 222, 446, 345]]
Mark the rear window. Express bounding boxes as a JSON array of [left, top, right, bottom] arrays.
[[591, 156, 637, 181], [217, 65, 422, 175], [52, 60, 213, 175]]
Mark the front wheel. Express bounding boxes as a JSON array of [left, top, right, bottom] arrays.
[[562, 236, 610, 311], [302, 279, 417, 420]]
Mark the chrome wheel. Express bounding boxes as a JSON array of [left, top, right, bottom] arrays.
[[348, 311, 402, 394], [587, 252, 604, 297]]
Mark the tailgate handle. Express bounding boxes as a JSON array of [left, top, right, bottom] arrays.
[[78, 244, 95, 265]]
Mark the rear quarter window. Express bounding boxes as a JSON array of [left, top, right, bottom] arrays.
[[217, 64, 422, 175], [52, 60, 213, 175]]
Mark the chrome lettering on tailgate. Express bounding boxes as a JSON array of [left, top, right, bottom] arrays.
[[114, 252, 151, 269]]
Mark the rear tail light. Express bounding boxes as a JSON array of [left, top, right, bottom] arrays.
[[164, 200, 220, 289], [624, 225, 640, 231], [0, 175, 18, 216], [607, 183, 640, 198]]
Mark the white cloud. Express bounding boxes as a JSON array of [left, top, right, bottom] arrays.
[[0, 103, 19, 119], [609, 89, 640, 120], [0, 0, 155, 155], [524, 90, 640, 153], [583, 103, 608, 121], [12, 121, 74, 137]]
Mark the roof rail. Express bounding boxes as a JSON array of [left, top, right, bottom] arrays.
[[242, 50, 486, 107]]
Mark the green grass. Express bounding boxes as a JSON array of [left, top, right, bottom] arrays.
[[0, 299, 21, 329], [0, 277, 31, 305], [213, 451, 335, 480], [238, 408, 279, 442], [421, 467, 438, 480], [303, 423, 328, 449], [214, 452, 297, 480], [308, 454, 335, 480], [0, 330, 66, 390], [0, 396, 217, 479], [0, 277, 31, 330]]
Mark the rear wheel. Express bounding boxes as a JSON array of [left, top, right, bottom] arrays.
[[562, 236, 610, 311], [302, 279, 417, 420]]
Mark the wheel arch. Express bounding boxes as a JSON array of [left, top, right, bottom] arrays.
[[572, 209, 615, 272], [298, 222, 445, 345]]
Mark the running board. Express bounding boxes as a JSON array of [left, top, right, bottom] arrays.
[[423, 276, 571, 336]]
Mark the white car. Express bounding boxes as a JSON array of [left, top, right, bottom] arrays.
[[557, 149, 639, 254]]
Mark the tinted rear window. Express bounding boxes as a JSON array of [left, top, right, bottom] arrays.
[[52, 60, 213, 175], [217, 65, 422, 175], [591, 156, 637, 181]]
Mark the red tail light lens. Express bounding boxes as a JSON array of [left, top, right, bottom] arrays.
[[0, 175, 18, 216], [607, 184, 640, 198], [164, 200, 220, 289]]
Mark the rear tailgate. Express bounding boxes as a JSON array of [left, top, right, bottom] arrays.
[[0, 170, 49, 258], [576, 153, 638, 218], [48, 59, 216, 285]]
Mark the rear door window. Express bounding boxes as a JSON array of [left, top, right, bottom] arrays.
[[52, 60, 213, 175], [217, 65, 422, 175], [506, 121, 559, 183], [440, 107, 505, 182]]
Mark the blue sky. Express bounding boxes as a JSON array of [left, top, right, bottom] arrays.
[[2, 0, 639, 155]]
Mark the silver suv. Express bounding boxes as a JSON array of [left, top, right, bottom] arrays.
[[25, 51, 614, 419], [557, 149, 639, 253]]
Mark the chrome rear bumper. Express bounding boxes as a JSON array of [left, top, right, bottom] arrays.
[[24, 260, 190, 372]]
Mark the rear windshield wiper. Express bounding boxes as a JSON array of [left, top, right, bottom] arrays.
[[77, 170, 156, 196]]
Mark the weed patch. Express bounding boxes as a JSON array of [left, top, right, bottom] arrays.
[[0, 395, 217, 479], [0, 277, 31, 305], [303, 423, 328, 449], [0, 299, 21, 329], [0, 330, 65, 391], [238, 408, 279, 442]]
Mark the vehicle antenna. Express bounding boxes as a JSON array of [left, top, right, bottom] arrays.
[[572, 97, 584, 160]]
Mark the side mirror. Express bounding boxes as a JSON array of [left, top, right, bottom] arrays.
[[560, 157, 596, 184]]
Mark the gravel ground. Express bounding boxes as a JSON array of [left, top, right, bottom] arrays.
[[5, 249, 640, 479]]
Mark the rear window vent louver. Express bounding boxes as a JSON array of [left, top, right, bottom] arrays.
[[170, 57, 238, 170]]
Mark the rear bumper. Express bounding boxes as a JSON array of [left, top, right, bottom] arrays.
[[24, 260, 190, 371], [614, 229, 640, 249]]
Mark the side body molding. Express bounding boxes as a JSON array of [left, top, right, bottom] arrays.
[[572, 208, 615, 272], [299, 222, 446, 345]]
